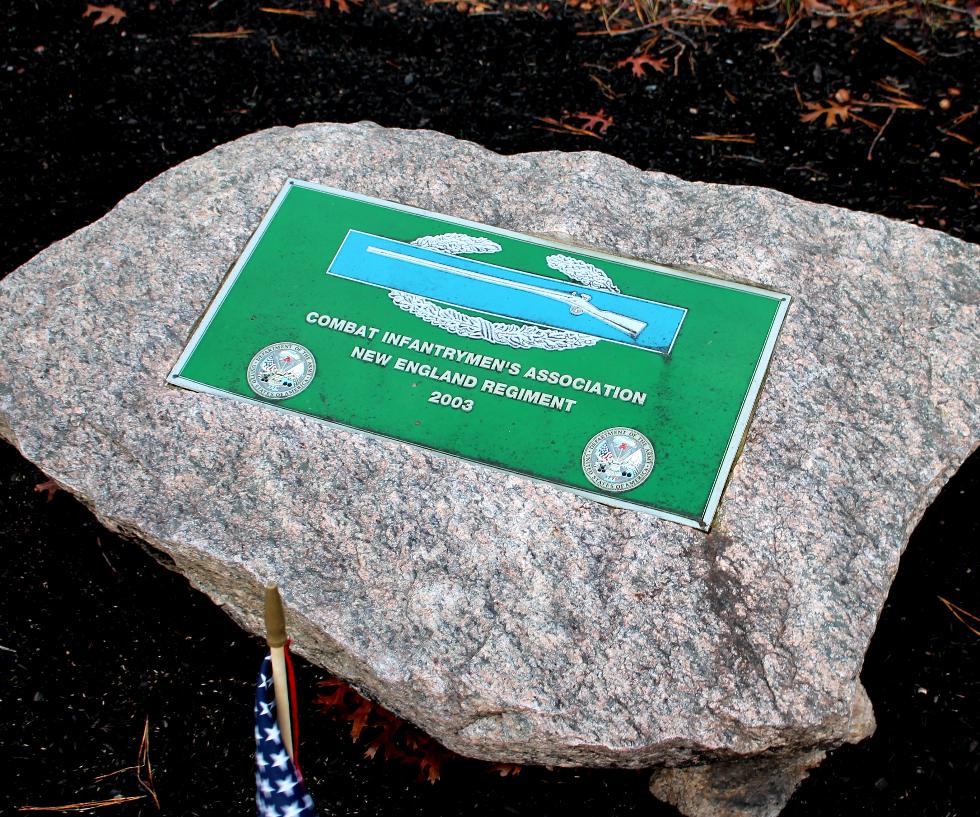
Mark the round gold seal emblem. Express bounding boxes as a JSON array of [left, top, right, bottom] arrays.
[[581, 427, 655, 493], [246, 342, 316, 400]]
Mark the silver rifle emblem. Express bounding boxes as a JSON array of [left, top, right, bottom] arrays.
[[330, 231, 686, 353], [396, 235, 618, 352], [367, 246, 648, 338]]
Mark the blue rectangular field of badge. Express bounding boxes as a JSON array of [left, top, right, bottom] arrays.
[[328, 231, 688, 354]]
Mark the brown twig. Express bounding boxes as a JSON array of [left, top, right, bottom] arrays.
[[95, 537, 118, 575], [259, 6, 317, 16], [873, 79, 910, 98], [864, 97, 924, 110], [938, 128, 976, 146], [941, 177, 980, 194], [18, 718, 159, 812], [190, 27, 255, 39], [867, 107, 896, 160], [577, 21, 661, 36], [921, 2, 967, 14], [850, 1, 907, 18], [533, 116, 604, 139], [881, 35, 926, 63], [18, 797, 145, 812], [848, 111, 882, 131], [734, 19, 779, 30], [137, 717, 160, 809], [806, 1, 909, 18], [91, 766, 139, 783], [693, 133, 756, 143], [939, 596, 980, 636], [589, 73, 621, 100], [672, 42, 686, 75], [948, 106, 977, 128], [763, 10, 800, 52]]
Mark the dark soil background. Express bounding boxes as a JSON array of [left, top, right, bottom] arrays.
[[1, 2, 977, 815]]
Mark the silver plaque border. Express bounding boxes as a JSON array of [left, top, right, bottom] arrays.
[[168, 179, 792, 532]]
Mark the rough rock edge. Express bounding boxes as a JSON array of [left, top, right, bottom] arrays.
[[14, 461, 878, 817], [1, 122, 976, 816], [648, 687, 875, 817], [649, 748, 829, 817]]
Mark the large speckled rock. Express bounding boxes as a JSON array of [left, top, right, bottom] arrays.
[[0, 123, 976, 816]]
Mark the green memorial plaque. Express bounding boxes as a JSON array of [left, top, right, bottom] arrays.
[[169, 180, 789, 530]]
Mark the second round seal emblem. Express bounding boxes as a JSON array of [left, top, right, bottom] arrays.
[[581, 427, 656, 493], [246, 342, 316, 400]]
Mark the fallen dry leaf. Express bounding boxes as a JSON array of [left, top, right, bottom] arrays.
[[570, 109, 614, 134], [419, 754, 442, 784], [615, 54, 668, 78], [800, 99, 852, 128], [83, 4, 126, 26], [721, 0, 756, 14], [487, 762, 523, 777], [324, 0, 362, 12], [348, 699, 374, 742], [316, 677, 455, 781], [800, 0, 834, 13], [34, 479, 60, 502]]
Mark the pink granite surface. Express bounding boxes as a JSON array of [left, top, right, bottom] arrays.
[[0, 123, 976, 814]]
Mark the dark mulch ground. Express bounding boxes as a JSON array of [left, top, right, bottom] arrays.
[[1, 2, 977, 815]]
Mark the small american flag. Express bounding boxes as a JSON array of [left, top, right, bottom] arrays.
[[255, 651, 319, 817]]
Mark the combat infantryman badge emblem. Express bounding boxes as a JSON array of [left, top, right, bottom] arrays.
[[246, 342, 316, 400], [582, 427, 656, 493]]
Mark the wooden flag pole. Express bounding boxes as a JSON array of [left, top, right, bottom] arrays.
[[264, 585, 295, 761]]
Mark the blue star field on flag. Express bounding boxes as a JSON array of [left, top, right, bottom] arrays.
[[255, 653, 318, 817]]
